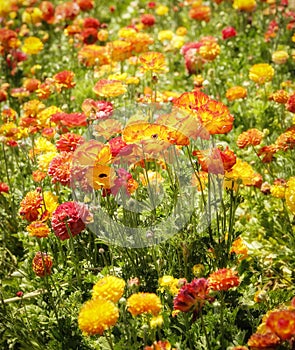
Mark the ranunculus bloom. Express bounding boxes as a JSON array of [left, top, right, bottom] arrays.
[[285, 177, 295, 214], [237, 128, 263, 148], [247, 332, 280, 349], [249, 63, 274, 85], [189, 5, 211, 22], [48, 151, 73, 186], [93, 79, 127, 98], [32, 251, 53, 277], [127, 293, 162, 316], [208, 268, 240, 291], [141, 14, 156, 26], [0, 182, 9, 193], [51, 201, 91, 240], [272, 50, 289, 64], [286, 93, 295, 113], [173, 278, 211, 315], [222, 26, 237, 40], [226, 86, 247, 101], [233, 0, 256, 12], [270, 89, 289, 104]]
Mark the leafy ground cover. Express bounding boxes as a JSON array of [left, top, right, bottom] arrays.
[[0, 0, 295, 349]]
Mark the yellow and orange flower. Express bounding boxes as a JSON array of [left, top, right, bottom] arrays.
[[27, 221, 50, 238], [78, 298, 119, 336], [249, 63, 274, 84], [208, 268, 240, 291], [269, 89, 289, 104], [32, 251, 53, 277], [233, 0, 256, 12], [230, 236, 248, 260], [285, 177, 295, 214], [247, 332, 280, 349], [139, 52, 168, 73], [189, 5, 211, 22], [265, 310, 295, 340], [199, 41, 220, 61], [127, 292, 162, 316], [93, 79, 127, 98], [226, 86, 247, 101], [237, 128, 263, 148], [92, 276, 126, 303]]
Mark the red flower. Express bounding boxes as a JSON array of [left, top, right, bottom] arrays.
[[50, 112, 87, 128], [173, 278, 211, 315], [19, 190, 43, 222], [222, 26, 237, 40], [76, 0, 94, 11], [51, 201, 90, 240], [56, 133, 84, 152], [208, 268, 240, 291], [286, 93, 295, 113], [48, 152, 73, 186], [109, 136, 133, 158], [83, 17, 100, 29], [266, 310, 295, 340], [141, 14, 156, 27], [81, 28, 98, 45], [53, 70, 76, 90], [32, 251, 53, 277], [0, 182, 9, 194], [247, 332, 280, 349], [39, 1, 55, 24]]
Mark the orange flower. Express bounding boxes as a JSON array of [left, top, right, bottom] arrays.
[[78, 45, 109, 67], [194, 147, 236, 175], [208, 268, 240, 291], [19, 190, 43, 222], [230, 236, 248, 259], [198, 100, 234, 135], [48, 151, 73, 186], [93, 79, 127, 98], [257, 145, 277, 163], [107, 40, 133, 62], [32, 251, 53, 277], [144, 340, 173, 350], [127, 293, 162, 316], [226, 86, 247, 101], [199, 41, 220, 61], [247, 332, 281, 349], [249, 63, 274, 85], [139, 52, 167, 73], [189, 6, 211, 22], [237, 128, 263, 148], [275, 126, 295, 151], [53, 70, 76, 91], [269, 89, 289, 104], [92, 276, 126, 302], [27, 221, 50, 238]]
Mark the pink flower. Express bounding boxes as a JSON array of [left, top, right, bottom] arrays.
[[222, 26, 237, 40], [51, 201, 91, 240]]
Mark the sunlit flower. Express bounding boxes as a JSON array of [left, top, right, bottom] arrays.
[[257, 145, 277, 163], [40, 191, 59, 217], [127, 293, 162, 316], [82, 99, 113, 121], [22, 37, 44, 55], [285, 177, 295, 214], [270, 178, 286, 198], [144, 340, 173, 350], [27, 221, 50, 238], [92, 276, 126, 302], [189, 5, 211, 22], [22, 7, 43, 24], [237, 128, 263, 148], [0, 182, 9, 194], [275, 126, 295, 151], [37, 151, 58, 172], [233, 0, 256, 12], [272, 50, 289, 64], [56, 133, 84, 152], [141, 14, 156, 27], [249, 63, 274, 84], [93, 79, 127, 98], [19, 190, 43, 222], [139, 52, 168, 73], [51, 201, 91, 240], [159, 275, 181, 295], [230, 236, 248, 259], [173, 278, 210, 315], [286, 93, 295, 113], [32, 251, 53, 277], [78, 298, 119, 336], [48, 152, 72, 186], [53, 70, 76, 91], [247, 332, 280, 349], [107, 40, 133, 62], [50, 112, 87, 128], [265, 309, 295, 340], [269, 89, 289, 104], [156, 5, 169, 15], [150, 315, 164, 329], [226, 86, 247, 101], [54, 1, 80, 22], [225, 158, 261, 188], [199, 41, 220, 61], [39, 1, 55, 24], [158, 30, 173, 42], [78, 44, 109, 67], [222, 26, 237, 40], [208, 268, 240, 291]]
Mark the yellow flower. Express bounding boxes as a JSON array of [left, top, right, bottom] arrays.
[[31, 137, 56, 158], [158, 275, 180, 295], [22, 37, 44, 55], [37, 151, 58, 172], [118, 27, 137, 39], [286, 177, 295, 214], [233, 0, 256, 12], [125, 77, 140, 85], [156, 5, 169, 15], [270, 184, 286, 198], [139, 52, 168, 74], [97, 29, 108, 41], [249, 63, 274, 85], [22, 7, 43, 24], [108, 73, 127, 81], [176, 27, 187, 36], [27, 221, 50, 238], [78, 298, 119, 336], [127, 292, 162, 316], [226, 86, 247, 101], [158, 30, 173, 42], [272, 50, 289, 64], [224, 158, 258, 188], [37, 106, 62, 127], [41, 191, 59, 216], [92, 276, 126, 303], [199, 42, 220, 61], [150, 315, 164, 328], [93, 79, 127, 98]]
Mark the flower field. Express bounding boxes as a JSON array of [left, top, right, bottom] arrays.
[[1, 0, 295, 348]]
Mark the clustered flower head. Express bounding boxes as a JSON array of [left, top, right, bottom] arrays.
[[127, 292, 162, 316], [92, 276, 126, 302], [32, 251, 53, 277]]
